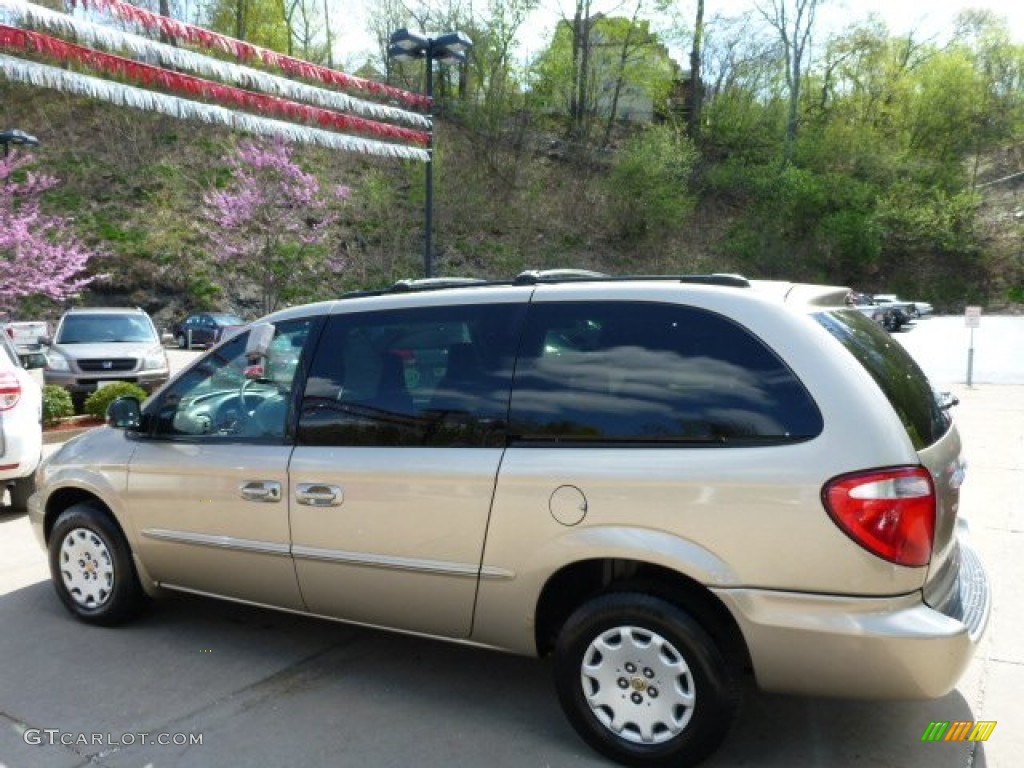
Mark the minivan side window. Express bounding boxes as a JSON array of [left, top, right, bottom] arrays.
[[297, 303, 526, 447], [151, 319, 313, 440], [508, 301, 822, 443]]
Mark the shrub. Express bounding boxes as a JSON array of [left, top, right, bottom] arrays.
[[83, 382, 149, 419], [42, 385, 75, 426]]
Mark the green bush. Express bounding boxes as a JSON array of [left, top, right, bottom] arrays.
[[83, 382, 149, 419], [42, 385, 75, 426]]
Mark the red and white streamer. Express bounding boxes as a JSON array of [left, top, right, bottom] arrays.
[[77, 0, 431, 110], [0, 54, 430, 161], [0, 0, 430, 129], [0, 25, 430, 145]]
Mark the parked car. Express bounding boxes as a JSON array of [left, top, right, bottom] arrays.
[[30, 273, 989, 767], [0, 329, 43, 510], [172, 313, 245, 349], [873, 293, 933, 319], [846, 291, 912, 332], [4, 319, 50, 368], [42, 307, 170, 410]]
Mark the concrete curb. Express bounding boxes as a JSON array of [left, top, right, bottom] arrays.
[[41, 425, 100, 444]]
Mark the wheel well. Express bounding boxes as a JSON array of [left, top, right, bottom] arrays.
[[534, 559, 751, 673], [43, 488, 110, 542]]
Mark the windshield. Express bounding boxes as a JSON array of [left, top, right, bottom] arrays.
[[56, 314, 158, 344], [815, 309, 950, 450]]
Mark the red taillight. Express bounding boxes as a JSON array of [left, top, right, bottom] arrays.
[[823, 467, 935, 566], [0, 370, 21, 410]]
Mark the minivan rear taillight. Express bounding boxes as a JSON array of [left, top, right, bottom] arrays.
[[0, 371, 21, 410], [822, 467, 935, 566]]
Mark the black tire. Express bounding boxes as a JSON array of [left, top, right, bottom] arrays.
[[553, 593, 739, 768], [7, 475, 36, 512], [48, 503, 145, 626]]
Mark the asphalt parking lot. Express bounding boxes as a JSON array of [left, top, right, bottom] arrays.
[[1, 317, 1021, 767]]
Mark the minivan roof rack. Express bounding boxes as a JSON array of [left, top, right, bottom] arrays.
[[390, 277, 488, 292], [514, 271, 750, 288], [514, 269, 609, 283], [342, 271, 751, 300]]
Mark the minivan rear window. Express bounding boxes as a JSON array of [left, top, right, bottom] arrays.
[[815, 310, 950, 450], [509, 301, 823, 444]]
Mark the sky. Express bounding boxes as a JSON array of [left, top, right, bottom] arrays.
[[334, 0, 1024, 69]]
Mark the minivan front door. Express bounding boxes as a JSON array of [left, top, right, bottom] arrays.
[[126, 320, 315, 609]]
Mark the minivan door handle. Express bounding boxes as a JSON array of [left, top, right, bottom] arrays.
[[296, 483, 343, 507], [239, 481, 282, 502]]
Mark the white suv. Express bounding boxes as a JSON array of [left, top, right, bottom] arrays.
[[0, 330, 42, 510], [30, 273, 989, 767]]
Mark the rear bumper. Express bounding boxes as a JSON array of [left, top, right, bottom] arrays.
[[715, 540, 990, 699]]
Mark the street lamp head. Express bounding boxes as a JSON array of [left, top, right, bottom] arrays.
[[388, 28, 429, 58], [0, 129, 40, 148], [387, 43, 424, 62], [386, 29, 473, 64], [432, 31, 472, 58]]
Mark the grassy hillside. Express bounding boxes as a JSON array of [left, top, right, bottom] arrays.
[[4, 81, 1021, 330]]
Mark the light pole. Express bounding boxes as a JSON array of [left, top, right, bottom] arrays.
[[0, 128, 39, 161], [388, 28, 472, 278]]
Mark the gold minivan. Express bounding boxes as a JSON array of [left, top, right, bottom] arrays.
[[29, 273, 989, 767]]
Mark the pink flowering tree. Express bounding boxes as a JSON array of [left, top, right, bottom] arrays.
[[0, 152, 100, 311], [200, 137, 351, 315]]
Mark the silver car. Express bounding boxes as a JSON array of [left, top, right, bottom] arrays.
[[42, 307, 170, 409], [29, 274, 989, 767]]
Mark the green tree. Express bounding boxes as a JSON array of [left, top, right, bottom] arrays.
[[531, 13, 677, 140], [606, 125, 696, 241], [200, 0, 291, 50]]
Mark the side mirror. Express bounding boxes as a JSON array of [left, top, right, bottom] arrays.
[[39, 335, 52, 346], [107, 396, 142, 430], [245, 323, 275, 358]]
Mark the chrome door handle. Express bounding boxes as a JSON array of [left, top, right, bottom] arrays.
[[239, 481, 282, 502], [296, 483, 343, 507]]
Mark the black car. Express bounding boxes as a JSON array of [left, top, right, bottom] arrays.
[[172, 313, 245, 349]]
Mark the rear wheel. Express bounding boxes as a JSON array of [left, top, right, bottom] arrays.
[[48, 503, 145, 626], [553, 593, 738, 767]]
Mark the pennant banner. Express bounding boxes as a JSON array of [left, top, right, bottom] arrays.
[[0, 54, 430, 161], [78, 0, 431, 110], [0, 0, 431, 129], [0, 24, 430, 145]]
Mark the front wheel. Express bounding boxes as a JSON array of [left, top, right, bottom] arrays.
[[553, 593, 739, 767], [48, 503, 145, 626]]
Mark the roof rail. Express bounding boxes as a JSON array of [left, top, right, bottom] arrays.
[[515, 271, 751, 288], [514, 269, 609, 284], [390, 277, 488, 292]]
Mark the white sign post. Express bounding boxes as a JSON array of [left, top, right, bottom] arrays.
[[965, 307, 982, 386]]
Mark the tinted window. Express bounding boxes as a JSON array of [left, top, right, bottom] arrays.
[[150, 318, 313, 441], [298, 303, 526, 447], [815, 309, 950, 449], [509, 302, 822, 444]]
